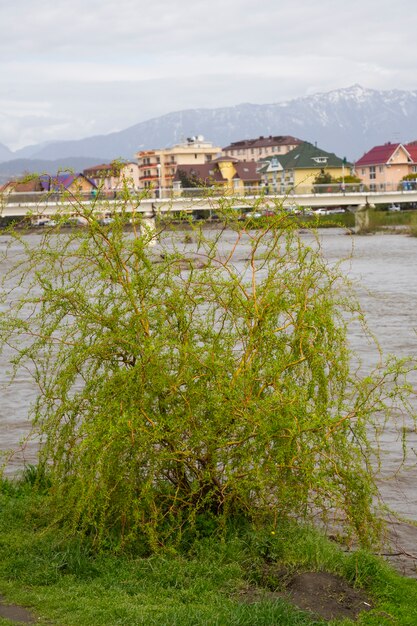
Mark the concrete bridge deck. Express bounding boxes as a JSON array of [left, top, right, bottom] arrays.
[[1, 186, 417, 218]]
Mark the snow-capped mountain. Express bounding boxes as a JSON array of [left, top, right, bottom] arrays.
[[2, 85, 417, 176]]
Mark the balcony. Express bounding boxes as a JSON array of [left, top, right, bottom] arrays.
[[139, 162, 159, 169]]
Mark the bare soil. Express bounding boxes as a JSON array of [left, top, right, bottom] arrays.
[[0, 595, 37, 624], [237, 568, 373, 622]]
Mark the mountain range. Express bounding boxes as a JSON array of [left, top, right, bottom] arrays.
[[1, 84, 417, 179]]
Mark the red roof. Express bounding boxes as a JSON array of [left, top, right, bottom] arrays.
[[223, 135, 302, 151], [175, 161, 260, 185], [355, 142, 412, 166], [174, 164, 226, 184], [405, 143, 417, 162], [233, 161, 261, 182]]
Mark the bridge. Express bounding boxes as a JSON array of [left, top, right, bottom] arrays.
[[1, 184, 417, 219]]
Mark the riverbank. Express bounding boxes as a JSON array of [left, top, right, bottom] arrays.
[[1, 483, 417, 626]]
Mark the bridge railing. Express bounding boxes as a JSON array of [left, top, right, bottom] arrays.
[[2, 181, 417, 207]]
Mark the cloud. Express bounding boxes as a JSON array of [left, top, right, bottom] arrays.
[[0, 0, 416, 149]]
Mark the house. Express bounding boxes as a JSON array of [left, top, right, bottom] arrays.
[[0, 178, 45, 193], [41, 173, 96, 193], [83, 162, 140, 191], [136, 136, 221, 190], [355, 142, 417, 191], [222, 135, 302, 162], [257, 156, 284, 192], [173, 157, 261, 194], [259, 143, 350, 192]]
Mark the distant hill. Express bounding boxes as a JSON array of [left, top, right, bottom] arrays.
[[0, 142, 13, 162], [0, 157, 105, 183], [2, 85, 417, 176]]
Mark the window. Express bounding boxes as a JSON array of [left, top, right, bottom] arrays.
[[369, 166, 376, 180], [379, 166, 383, 173]]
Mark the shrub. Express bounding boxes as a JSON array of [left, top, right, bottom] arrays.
[[0, 194, 414, 550]]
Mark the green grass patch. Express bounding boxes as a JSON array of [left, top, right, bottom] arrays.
[[0, 486, 417, 625], [355, 209, 417, 233]]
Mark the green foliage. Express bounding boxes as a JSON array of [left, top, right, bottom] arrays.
[[176, 168, 207, 189], [0, 194, 415, 551], [409, 212, 417, 237], [312, 169, 337, 192], [313, 170, 335, 185], [334, 175, 363, 184]]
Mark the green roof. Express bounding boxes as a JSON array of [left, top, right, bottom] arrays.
[[277, 142, 350, 170]]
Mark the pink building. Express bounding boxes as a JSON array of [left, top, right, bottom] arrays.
[[355, 142, 417, 191]]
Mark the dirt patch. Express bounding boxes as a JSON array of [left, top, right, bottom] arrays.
[[0, 595, 37, 624], [238, 569, 373, 622], [285, 571, 372, 621]]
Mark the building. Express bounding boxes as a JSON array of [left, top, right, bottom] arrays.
[[173, 157, 261, 194], [83, 162, 140, 191], [259, 143, 350, 192], [41, 173, 96, 193], [1, 173, 96, 195], [136, 136, 221, 190], [0, 178, 44, 193], [222, 135, 302, 162], [355, 142, 417, 191]]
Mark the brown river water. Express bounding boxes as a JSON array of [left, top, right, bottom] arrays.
[[1, 228, 417, 575]]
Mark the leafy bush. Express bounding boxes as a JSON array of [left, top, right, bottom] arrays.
[[0, 195, 414, 550]]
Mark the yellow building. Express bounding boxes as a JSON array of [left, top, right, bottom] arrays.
[[259, 142, 350, 192], [173, 157, 261, 194]]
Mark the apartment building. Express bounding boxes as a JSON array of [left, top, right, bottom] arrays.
[[136, 136, 221, 190], [222, 135, 302, 162], [83, 162, 140, 191]]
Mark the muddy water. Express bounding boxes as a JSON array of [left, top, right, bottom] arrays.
[[1, 229, 417, 573]]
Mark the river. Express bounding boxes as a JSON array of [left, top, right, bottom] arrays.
[[1, 228, 417, 575]]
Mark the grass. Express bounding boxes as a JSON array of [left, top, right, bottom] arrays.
[[0, 481, 417, 625], [238, 209, 417, 232]]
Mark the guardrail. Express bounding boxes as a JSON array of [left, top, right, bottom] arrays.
[[2, 182, 417, 205], [1, 184, 417, 219]]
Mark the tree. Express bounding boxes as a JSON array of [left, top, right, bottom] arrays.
[[176, 169, 207, 188], [0, 191, 414, 550], [313, 169, 338, 193]]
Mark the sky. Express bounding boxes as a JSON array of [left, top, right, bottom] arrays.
[[1, 0, 416, 151]]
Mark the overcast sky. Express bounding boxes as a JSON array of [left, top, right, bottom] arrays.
[[1, 0, 416, 150]]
